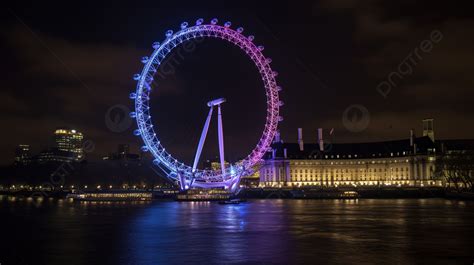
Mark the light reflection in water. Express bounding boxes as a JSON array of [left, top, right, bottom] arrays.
[[127, 200, 294, 264], [1, 198, 473, 264]]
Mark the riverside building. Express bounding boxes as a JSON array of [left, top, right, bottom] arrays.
[[259, 119, 446, 187], [34, 128, 84, 163]]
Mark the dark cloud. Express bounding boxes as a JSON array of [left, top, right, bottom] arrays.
[[1, 2, 474, 165], [1, 24, 147, 162], [313, 0, 474, 141]]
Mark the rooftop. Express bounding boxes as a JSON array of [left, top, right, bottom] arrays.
[[265, 136, 471, 160]]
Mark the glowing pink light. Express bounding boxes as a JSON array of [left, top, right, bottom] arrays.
[[132, 20, 281, 189]]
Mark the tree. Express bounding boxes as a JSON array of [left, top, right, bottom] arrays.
[[435, 150, 474, 191]]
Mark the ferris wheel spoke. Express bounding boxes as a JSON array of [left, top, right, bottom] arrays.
[[131, 19, 281, 190]]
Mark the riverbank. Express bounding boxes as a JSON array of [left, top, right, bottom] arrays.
[[239, 187, 448, 199], [1, 187, 473, 200]]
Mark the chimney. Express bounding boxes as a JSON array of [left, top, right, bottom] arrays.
[[297, 128, 304, 151], [318, 128, 324, 152], [410, 129, 417, 154], [422, 118, 435, 142]]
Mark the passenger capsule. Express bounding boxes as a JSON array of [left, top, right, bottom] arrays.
[[278, 100, 284, 106], [236, 27, 244, 33], [248, 35, 255, 41], [258, 45, 264, 51], [265, 58, 272, 64], [276, 86, 282, 91], [196, 18, 204, 25], [133, 74, 141, 80], [133, 129, 141, 136], [145, 76, 154, 83], [144, 83, 151, 91], [278, 116, 284, 122], [153, 159, 160, 165], [152, 42, 160, 49], [180, 21, 188, 29], [141, 146, 149, 152], [224, 21, 231, 27], [211, 18, 218, 25], [141, 56, 149, 63], [273, 71, 279, 77], [129, 92, 137, 99], [165, 30, 173, 38], [129, 112, 137, 118]]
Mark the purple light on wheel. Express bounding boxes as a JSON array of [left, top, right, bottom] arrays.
[[131, 18, 282, 189]]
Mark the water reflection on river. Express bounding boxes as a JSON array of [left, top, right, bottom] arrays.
[[1, 197, 473, 264]]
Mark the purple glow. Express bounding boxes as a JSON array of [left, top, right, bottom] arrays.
[[132, 20, 281, 189]]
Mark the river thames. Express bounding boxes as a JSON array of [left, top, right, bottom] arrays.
[[1, 197, 473, 264]]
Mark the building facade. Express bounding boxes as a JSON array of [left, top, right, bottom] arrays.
[[259, 124, 443, 187], [32, 128, 84, 164], [14, 144, 31, 165], [53, 128, 84, 161]]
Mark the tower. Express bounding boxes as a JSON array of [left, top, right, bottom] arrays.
[[53, 128, 84, 160], [422, 119, 435, 142], [15, 144, 30, 165]]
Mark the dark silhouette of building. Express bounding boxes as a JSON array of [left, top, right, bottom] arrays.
[[14, 144, 30, 165]]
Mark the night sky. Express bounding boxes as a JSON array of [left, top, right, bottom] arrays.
[[2, 1, 473, 165]]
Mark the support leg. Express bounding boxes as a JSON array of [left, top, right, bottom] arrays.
[[217, 105, 225, 176], [178, 172, 188, 190], [192, 107, 213, 172]]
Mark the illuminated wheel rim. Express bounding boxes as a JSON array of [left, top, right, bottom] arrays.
[[131, 18, 282, 188]]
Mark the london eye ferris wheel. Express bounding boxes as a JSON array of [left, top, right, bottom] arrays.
[[129, 18, 283, 192]]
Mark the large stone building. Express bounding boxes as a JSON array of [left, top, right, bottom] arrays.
[[259, 120, 452, 188]]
